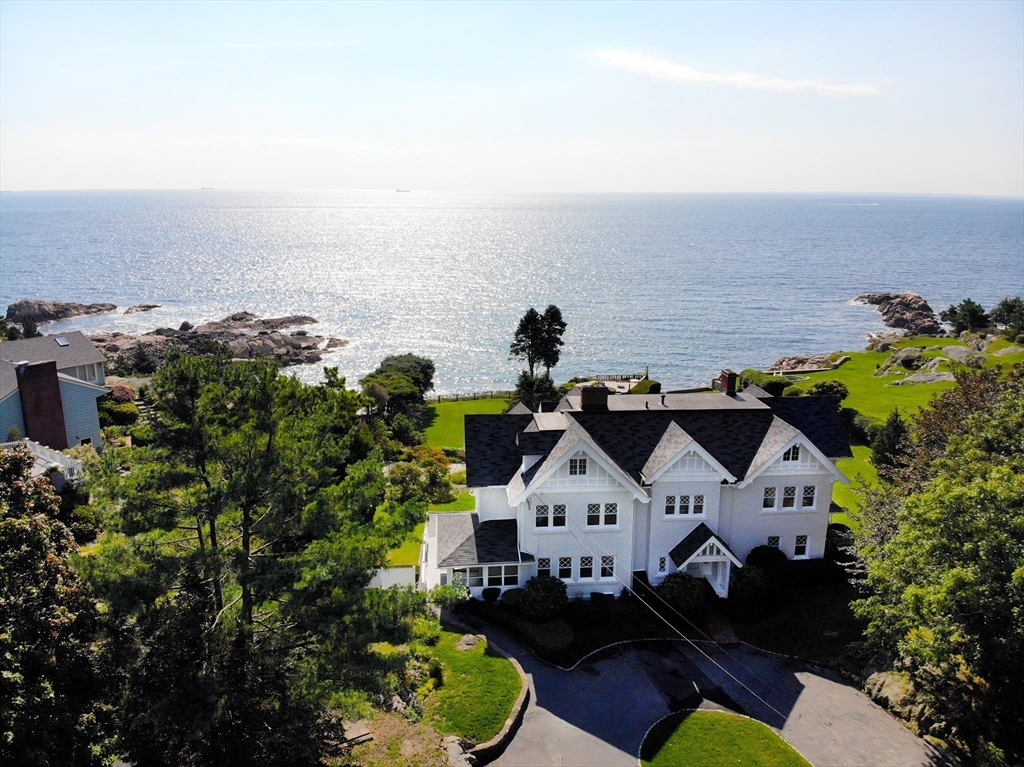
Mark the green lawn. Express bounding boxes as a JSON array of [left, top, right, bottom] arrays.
[[386, 492, 477, 566], [424, 398, 508, 449], [424, 630, 521, 744], [641, 710, 810, 767], [831, 444, 878, 529]]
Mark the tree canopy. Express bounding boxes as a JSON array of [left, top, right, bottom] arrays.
[[940, 298, 990, 334], [852, 368, 1024, 763], [990, 295, 1024, 340], [510, 305, 566, 377], [81, 348, 430, 765]]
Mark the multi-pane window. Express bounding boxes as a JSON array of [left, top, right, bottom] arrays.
[[678, 495, 690, 514], [658, 556, 667, 572], [579, 556, 594, 579], [763, 487, 776, 509], [587, 503, 601, 525], [600, 555, 614, 579], [558, 557, 573, 580], [553, 505, 566, 527], [569, 457, 588, 475], [486, 565, 518, 587], [794, 535, 808, 557], [604, 503, 618, 526], [453, 567, 484, 587], [767, 536, 780, 548], [665, 495, 676, 515], [535, 505, 549, 527], [783, 445, 800, 461], [538, 558, 551, 578], [802, 486, 816, 508], [782, 486, 797, 508], [692, 495, 705, 515]]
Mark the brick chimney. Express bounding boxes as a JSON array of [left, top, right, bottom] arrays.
[[16, 361, 69, 449], [718, 369, 738, 396], [579, 384, 609, 411]]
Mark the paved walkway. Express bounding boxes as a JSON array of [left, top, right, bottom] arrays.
[[464, 620, 947, 767]]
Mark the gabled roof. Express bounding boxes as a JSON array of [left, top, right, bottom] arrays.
[[742, 415, 802, 480], [0, 332, 106, 370], [507, 417, 647, 505], [766, 396, 853, 459], [435, 513, 534, 567], [669, 523, 742, 568], [465, 413, 533, 486], [507, 402, 533, 415], [640, 421, 737, 484]]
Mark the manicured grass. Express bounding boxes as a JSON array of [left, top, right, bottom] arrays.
[[788, 348, 954, 422], [731, 581, 864, 666], [423, 630, 521, 744], [641, 710, 810, 767], [387, 523, 424, 567], [430, 489, 476, 512], [423, 398, 508, 449], [831, 445, 878, 529]]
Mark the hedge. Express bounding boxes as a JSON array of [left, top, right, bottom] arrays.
[[739, 369, 793, 396]]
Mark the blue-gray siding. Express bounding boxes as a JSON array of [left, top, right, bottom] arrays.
[[0, 393, 25, 441], [58, 379, 104, 447]]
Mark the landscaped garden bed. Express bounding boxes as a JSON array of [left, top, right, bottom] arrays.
[[640, 710, 811, 767]]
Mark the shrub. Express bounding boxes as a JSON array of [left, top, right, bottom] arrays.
[[429, 582, 469, 610], [841, 407, 881, 446], [98, 398, 140, 427], [449, 469, 467, 485], [824, 523, 855, 565], [728, 565, 773, 622], [739, 369, 793, 396], [629, 378, 662, 395], [411, 617, 442, 645], [481, 587, 501, 604], [805, 379, 849, 406], [655, 572, 706, 621], [500, 587, 524, 611], [109, 384, 136, 403], [518, 618, 573, 662], [520, 575, 568, 622], [745, 545, 788, 582]]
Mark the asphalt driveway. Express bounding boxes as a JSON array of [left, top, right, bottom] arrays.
[[464, 623, 947, 767]]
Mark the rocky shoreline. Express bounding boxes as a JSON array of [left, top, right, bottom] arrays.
[[853, 292, 942, 335], [4, 299, 347, 369]]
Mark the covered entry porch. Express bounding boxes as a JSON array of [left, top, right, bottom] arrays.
[[668, 523, 742, 598]]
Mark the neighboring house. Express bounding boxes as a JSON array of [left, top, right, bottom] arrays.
[[422, 371, 851, 599], [0, 438, 85, 492], [0, 332, 109, 450]]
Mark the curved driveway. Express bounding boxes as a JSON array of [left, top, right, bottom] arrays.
[[467, 622, 947, 767]]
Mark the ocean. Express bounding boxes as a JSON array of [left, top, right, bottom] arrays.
[[0, 190, 1021, 394]]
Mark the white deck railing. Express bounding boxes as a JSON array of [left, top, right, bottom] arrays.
[[0, 439, 84, 482]]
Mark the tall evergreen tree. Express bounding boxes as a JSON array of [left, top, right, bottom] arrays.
[[870, 407, 909, 479], [539, 305, 567, 376], [509, 307, 545, 376]]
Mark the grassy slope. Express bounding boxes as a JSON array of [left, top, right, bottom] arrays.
[[641, 710, 810, 767], [424, 398, 508, 449], [424, 631, 521, 743]]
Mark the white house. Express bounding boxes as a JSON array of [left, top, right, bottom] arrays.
[[422, 372, 851, 599], [0, 332, 109, 450]]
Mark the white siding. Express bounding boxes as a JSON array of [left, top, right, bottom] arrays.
[[646, 477, 722, 575], [0, 393, 25, 441], [58, 380, 104, 448]]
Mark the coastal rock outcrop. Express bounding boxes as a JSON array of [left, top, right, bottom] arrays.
[[765, 353, 834, 373], [6, 298, 117, 323], [854, 292, 942, 335], [89, 312, 346, 369], [124, 304, 161, 315]]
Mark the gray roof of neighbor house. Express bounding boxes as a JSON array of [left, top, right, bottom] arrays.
[[0, 360, 17, 400], [435, 513, 535, 567], [0, 332, 106, 371], [669, 522, 740, 567], [465, 395, 851, 490]]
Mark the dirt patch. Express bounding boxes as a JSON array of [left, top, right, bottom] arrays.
[[341, 710, 447, 767]]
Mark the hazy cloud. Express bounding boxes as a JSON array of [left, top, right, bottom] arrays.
[[598, 50, 881, 97]]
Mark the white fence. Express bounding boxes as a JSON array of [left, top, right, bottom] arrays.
[[368, 566, 418, 589]]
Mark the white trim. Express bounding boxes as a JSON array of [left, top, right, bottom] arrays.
[[738, 435, 847, 488], [56, 372, 110, 394], [509, 438, 647, 505], [642, 443, 737, 485], [675, 534, 742, 569]]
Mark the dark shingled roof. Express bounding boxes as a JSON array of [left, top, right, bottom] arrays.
[[0, 332, 105, 370], [569, 409, 778, 483], [517, 429, 564, 456], [465, 413, 533, 486], [669, 523, 739, 567], [436, 513, 534, 567], [766, 396, 853, 459]]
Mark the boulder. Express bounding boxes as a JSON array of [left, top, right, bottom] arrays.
[[179, 321, 194, 331], [456, 634, 480, 652], [6, 299, 117, 323], [892, 371, 955, 385], [123, 304, 161, 315], [765, 353, 834, 373], [325, 337, 348, 349], [855, 292, 942, 335], [994, 345, 1024, 357], [875, 347, 925, 376], [942, 346, 986, 366]]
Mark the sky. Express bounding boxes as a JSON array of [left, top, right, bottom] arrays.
[[1, 1, 1022, 195]]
